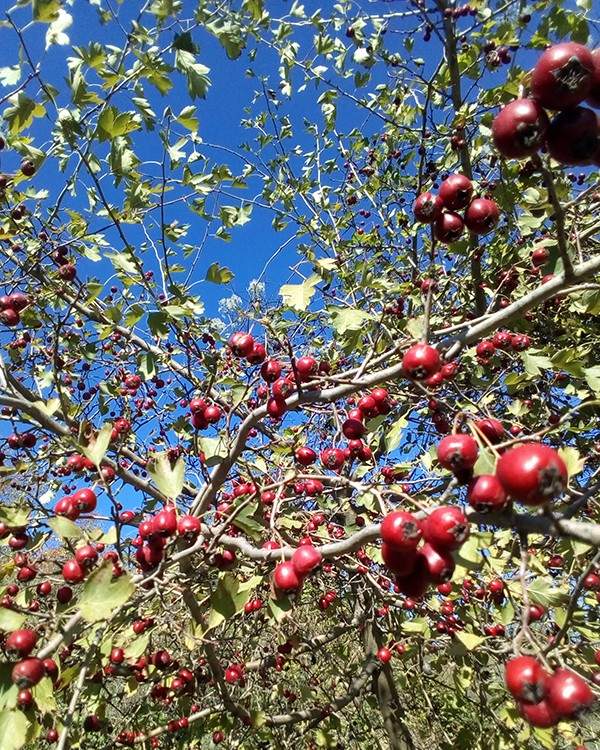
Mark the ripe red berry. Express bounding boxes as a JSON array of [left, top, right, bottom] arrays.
[[437, 434, 479, 473], [11, 658, 45, 688], [413, 191, 442, 223], [342, 417, 365, 439], [260, 359, 282, 383], [5, 629, 38, 657], [468, 474, 508, 512], [438, 173, 473, 210], [295, 355, 318, 381], [546, 669, 595, 718], [153, 508, 177, 537], [465, 198, 500, 235], [474, 417, 505, 443], [381, 543, 417, 577], [518, 698, 559, 728], [505, 656, 548, 703], [531, 42, 594, 110], [228, 332, 254, 357], [531, 246, 550, 267], [419, 543, 455, 583], [496, 443, 567, 505], [377, 646, 392, 663], [320, 447, 346, 470], [402, 343, 441, 380], [291, 545, 322, 576], [546, 106, 599, 166], [273, 561, 301, 593], [380, 510, 422, 550], [434, 211, 464, 244], [295, 446, 317, 466], [492, 98, 550, 158], [62, 558, 85, 584], [73, 488, 97, 513], [423, 506, 469, 550]]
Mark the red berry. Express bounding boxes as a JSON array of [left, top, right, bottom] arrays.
[[438, 173, 473, 210], [377, 646, 392, 663], [468, 474, 508, 512], [380, 510, 422, 550], [295, 356, 318, 381], [5, 629, 38, 657], [423, 506, 469, 550], [11, 658, 45, 688], [419, 542, 455, 583], [505, 656, 548, 703], [434, 211, 464, 244], [381, 543, 417, 577], [413, 191, 443, 223], [465, 198, 500, 235], [546, 669, 595, 718], [291, 545, 322, 576], [496, 443, 567, 505], [62, 559, 85, 584], [531, 42, 594, 110], [492, 98, 550, 158], [546, 106, 599, 166], [518, 699, 559, 728], [402, 343, 441, 380], [437, 434, 479, 472], [273, 561, 301, 593]]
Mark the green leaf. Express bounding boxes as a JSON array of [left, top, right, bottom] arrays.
[[385, 414, 408, 453], [81, 423, 112, 467], [33, 0, 61, 22], [527, 577, 567, 608], [124, 633, 150, 659], [148, 453, 185, 499], [197, 436, 228, 466], [206, 262, 234, 284], [0, 67, 21, 87], [148, 312, 169, 338], [47, 516, 83, 540], [329, 307, 372, 335], [0, 710, 29, 750], [0, 507, 29, 528], [206, 573, 260, 632], [174, 49, 211, 100], [558, 446, 585, 478], [522, 351, 553, 376], [454, 631, 485, 650], [177, 105, 199, 132], [473, 448, 497, 476], [32, 678, 56, 713], [79, 564, 135, 623], [584, 366, 600, 394], [0, 609, 25, 631], [97, 107, 141, 142], [3, 94, 46, 135], [280, 275, 319, 311]]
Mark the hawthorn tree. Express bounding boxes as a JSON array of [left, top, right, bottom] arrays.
[[0, 0, 599, 748]]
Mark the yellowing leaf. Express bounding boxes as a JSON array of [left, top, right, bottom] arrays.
[[81, 423, 112, 467], [558, 446, 585, 478], [280, 275, 319, 311], [47, 516, 83, 540], [0, 710, 29, 750], [148, 452, 185, 499], [454, 631, 484, 650]]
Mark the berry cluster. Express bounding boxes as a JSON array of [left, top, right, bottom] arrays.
[[505, 656, 595, 728], [380, 505, 469, 598], [413, 172, 500, 244], [493, 43, 600, 165]]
